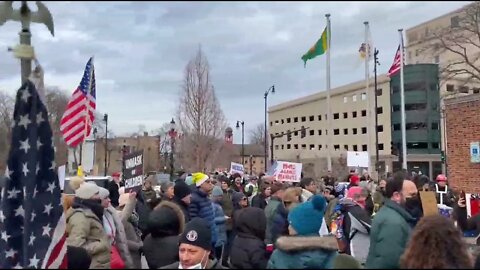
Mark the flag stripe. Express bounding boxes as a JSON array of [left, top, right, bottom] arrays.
[[388, 45, 402, 77], [60, 57, 96, 148]]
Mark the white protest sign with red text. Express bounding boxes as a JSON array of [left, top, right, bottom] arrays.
[[268, 161, 302, 182]]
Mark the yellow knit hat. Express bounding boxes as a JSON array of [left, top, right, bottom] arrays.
[[192, 172, 209, 187]]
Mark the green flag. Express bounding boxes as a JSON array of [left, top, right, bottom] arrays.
[[301, 27, 329, 67]]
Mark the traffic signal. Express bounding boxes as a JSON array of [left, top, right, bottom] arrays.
[[441, 150, 446, 164], [390, 141, 398, 156], [287, 132, 292, 141], [301, 126, 306, 138]]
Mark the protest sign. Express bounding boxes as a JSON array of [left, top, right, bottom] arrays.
[[267, 161, 302, 182], [347, 151, 370, 168], [230, 162, 244, 175], [123, 150, 144, 193], [419, 191, 438, 217]]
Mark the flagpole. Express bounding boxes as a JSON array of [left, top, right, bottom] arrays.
[[398, 29, 407, 170], [364, 21, 372, 175], [326, 14, 332, 173], [80, 56, 94, 173]]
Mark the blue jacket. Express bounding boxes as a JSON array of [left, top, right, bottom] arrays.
[[189, 188, 217, 245], [212, 201, 227, 247], [267, 235, 338, 269]]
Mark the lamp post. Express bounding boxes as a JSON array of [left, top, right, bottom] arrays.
[[103, 113, 108, 176], [168, 118, 177, 180], [236, 120, 245, 166], [374, 48, 380, 175], [93, 127, 97, 172], [0, 1, 55, 84], [264, 85, 275, 172]]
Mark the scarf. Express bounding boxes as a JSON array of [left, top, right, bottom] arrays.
[[128, 210, 142, 238], [72, 197, 104, 220]]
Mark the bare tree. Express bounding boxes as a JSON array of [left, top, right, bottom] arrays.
[[0, 92, 15, 170], [421, 2, 480, 89], [248, 123, 265, 145], [177, 46, 227, 172]]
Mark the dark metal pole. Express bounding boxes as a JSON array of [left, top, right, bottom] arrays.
[[170, 136, 175, 180], [374, 49, 380, 174], [250, 155, 253, 175], [264, 93, 268, 172], [104, 114, 108, 176], [241, 122, 245, 165], [270, 134, 275, 166]]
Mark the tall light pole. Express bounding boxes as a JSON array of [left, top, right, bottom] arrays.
[[0, 1, 55, 84], [236, 120, 245, 166], [168, 118, 177, 180], [93, 127, 97, 172], [374, 48, 380, 176], [264, 85, 275, 172], [103, 114, 108, 176]]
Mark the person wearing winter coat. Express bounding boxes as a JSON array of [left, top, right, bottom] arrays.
[[212, 186, 228, 260], [161, 181, 175, 202], [142, 176, 158, 205], [244, 177, 259, 203], [108, 172, 122, 207], [251, 184, 271, 210], [67, 246, 92, 269], [331, 187, 372, 265], [455, 195, 480, 245], [143, 200, 186, 268], [97, 186, 134, 269], [230, 207, 268, 269], [434, 174, 455, 207], [372, 179, 387, 214], [267, 195, 338, 269], [189, 173, 217, 250], [160, 218, 226, 269], [299, 178, 317, 202], [264, 183, 287, 247], [172, 180, 192, 223], [117, 192, 143, 269], [219, 177, 235, 266], [365, 175, 417, 269], [66, 177, 111, 269]]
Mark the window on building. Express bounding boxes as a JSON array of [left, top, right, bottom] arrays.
[[343, 112, 348, 119], [361, 110, 367, 117], [275, 120, 279, 124], [325, 114, 328, 120], [294, 117, 298, 123], [325, 130, 328, 135], [353, 145, 358, 151], [294, 144, 299, 150], [408, 51, 412, 61], [333, 113, 339, 119], [362, 127, 367, 134], [431, 103, 438, 111], [301, 144, 306, 149], [431, 122, 439, 130], [301, 116, 306, 122], [406, 122, 427, 130], [281, 119, 284, 124], [451, 16, 460, 28], [344, 97, 348, 103], [405, 82, 427, 92], [393, 103, 428, 112], [352, 111, 357, 118], [287, 118, 291, 123], [245, 160, 248, 164], [408, 142, 429, 149], [309, 130, 314, 136], [377, 125, 384, 132], [270, 121, 273, 126], [334, 145, 340, 151], [318, 130, 322, 136], [318, 145, 323, 150], [376, 88, 383, 96], [275, 145, 279, 150], [310, 144, 315, 150], [309, 115, 314, 121], [353, 128, 358, 135], [318, 115, 322, 121], [287, 144, 291, 149], [431, 142, 440, 149], [294, 131, 298, 136], [352, 95, 357, 102], [377, 107, 383, 114], [344, 145, 349, 151], [393, 124, 401, 131], [459, 86, 469, 93], [252, 160, 256, 164], [473, 88, 480, 94], [379, 143, 384, 150], [343, 128, 348, 135], [361, 93, 367, 100], [415, 49, 420, 56], [446, 84, 455, 92], [362, 144, 368, 151], [334, 129, 340, 135], [281, 145, 284, 150]]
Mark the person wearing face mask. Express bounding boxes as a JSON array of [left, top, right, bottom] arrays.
[[330, 186, 372, 265], [372, 179, 387, 215], [160, 218, 226, 269], [66, 177, 111, 269], [365, 172, 416, 269], [403, 180, 423, 225]]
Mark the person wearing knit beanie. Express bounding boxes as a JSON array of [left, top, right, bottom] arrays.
[[172, 180, 192, 223], [192, 172, 210, 187], [288, 195, 327, 235]]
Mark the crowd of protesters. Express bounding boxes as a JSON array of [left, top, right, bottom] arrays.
[[61, 168, 480, 269]]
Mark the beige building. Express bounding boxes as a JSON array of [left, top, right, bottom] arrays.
[[231, 144, 266, 175], [268, 74, 393, 178]]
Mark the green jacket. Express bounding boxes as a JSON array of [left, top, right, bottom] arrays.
[[264, 197, 282, 245], [365, 199, 415, 269]]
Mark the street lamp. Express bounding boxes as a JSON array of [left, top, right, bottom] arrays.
[[93, 127, 97, 171], [264, 85, 275, 172], [103, 113, 108, 176], [236, 120, 245, 166], [168, 118, 177, 180]]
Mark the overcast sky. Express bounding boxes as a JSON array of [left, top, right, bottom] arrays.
[[0, 1, 471, 143]]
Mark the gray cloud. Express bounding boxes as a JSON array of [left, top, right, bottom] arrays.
[[0, 1, 472, 142]]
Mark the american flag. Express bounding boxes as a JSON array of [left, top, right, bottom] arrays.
[[0, 81, 67, 268], [60, 57, 96, 148], [388, 45, 403, 77]]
